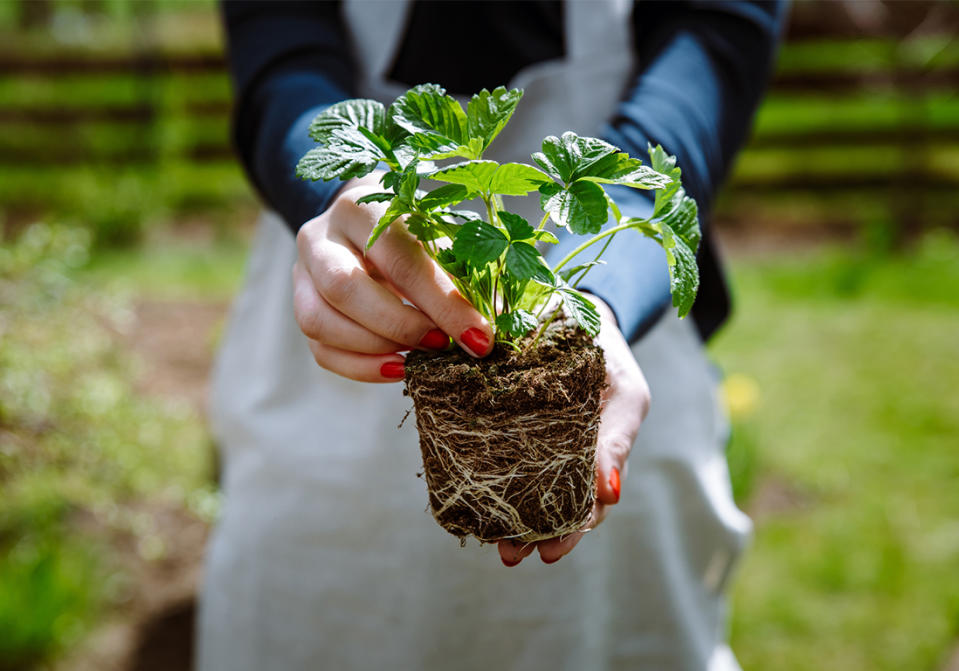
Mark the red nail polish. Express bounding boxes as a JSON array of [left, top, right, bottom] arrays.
[[418, 328, 449, 350], [609, 467, 621, 503], [542, 555, 561, 564], [380, 361, 405, 379], [501, 557, 519, 567], [460, 327, 490, 356]]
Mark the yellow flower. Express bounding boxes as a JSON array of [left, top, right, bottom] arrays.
[[721, 373, 760, 421]]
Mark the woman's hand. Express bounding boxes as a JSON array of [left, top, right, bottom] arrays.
[[498, 294, 650, 566], [292, 173, 494, 382]]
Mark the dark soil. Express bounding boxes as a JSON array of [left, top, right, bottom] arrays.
[[405, 322, 606, 542]]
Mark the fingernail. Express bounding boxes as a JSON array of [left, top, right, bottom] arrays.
[[609, 467, 621, 503], [380, 361, 405, 379], [460, 327, 490, 356], [501, 557, 520, 567], [542, 555, 561, 565], [418, 328, 449, 350]]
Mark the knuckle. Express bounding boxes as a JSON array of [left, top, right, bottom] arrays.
[[319, 266, 356, 306], [382, 250, 422, 291], [380, 311, 423, 345]]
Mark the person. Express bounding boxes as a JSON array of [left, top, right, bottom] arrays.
[[201, 1, 787, 669]]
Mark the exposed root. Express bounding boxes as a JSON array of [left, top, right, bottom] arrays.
[[405, 326, 606, 543]]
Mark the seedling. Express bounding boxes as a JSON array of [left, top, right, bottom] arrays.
[[296, 84, 700, 346], [297, 84, 702, 543]]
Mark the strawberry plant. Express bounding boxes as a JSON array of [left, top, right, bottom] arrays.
[[298, 84, 701, 542]]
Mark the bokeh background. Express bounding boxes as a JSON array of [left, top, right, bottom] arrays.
[[1, 1, 957, 669]]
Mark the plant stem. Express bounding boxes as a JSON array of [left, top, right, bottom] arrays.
[[571, 233, 614, 288], [551, 221, 640, 274], [537, 211, 550, 232]]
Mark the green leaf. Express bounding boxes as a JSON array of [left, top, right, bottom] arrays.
[[389, 84, 470, 158], [365, 198, 410, 250], [539, 180, 608, 234], [495, 309, 539, 338], [451, 218, 508, 267], [532, 229, 559, 244], [354, 192, 394, 205], [308, 99, 385, 144], [532, 132, 619, 184], [467, 86, 523, 150], [296, 126, 388, 182], [428, 161, 549, 196], [646, 144, 700, 251], [428, 160, 498, 193], [659, 222, 700, 317], [575, 152, 672, 190], [505, 241, 553, 283], [418, 184, 471, 211], [488, 163, 551, 196], [436, 247, 468, 279], [498, 211, 534, 241], [558, 286, 601, 337]]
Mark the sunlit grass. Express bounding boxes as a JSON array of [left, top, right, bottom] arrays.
[[712, 231, 959, 670]]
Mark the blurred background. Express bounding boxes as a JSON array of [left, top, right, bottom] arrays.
[[0, 1, 957, 669]]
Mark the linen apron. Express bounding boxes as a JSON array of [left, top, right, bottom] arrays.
[[199, 2, 752, 669]]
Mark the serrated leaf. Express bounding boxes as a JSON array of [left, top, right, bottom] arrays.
[[505, 241, 553, 283], [354, 192, 394, 205], [539, 180, 608, 234], [428, 160, 498, 193], [418, 184, 471, 211], [389, 84, 470, 159], [533, 132, 619, 184], [558, 287, 601, 337], [297, 126, 386, 182], [436, 247, 468, 279], [488, 163, 551, 196], [661, 192, 700, 251], [498, 211, 533, 241], [495, 309, 539, 338], [575, 152, 672, 190], [365, 198, 410, 250], [308, 99, 385, 144], [467, 86, 523, 151], [396, 160, 419, 204], [659, 222, 700, 317], [428, 160, 549, 196], [451, 218, 508, 267]]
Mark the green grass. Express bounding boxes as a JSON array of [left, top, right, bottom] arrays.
[[711, 230, 959, 670]]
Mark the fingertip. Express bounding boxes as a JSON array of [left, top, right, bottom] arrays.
[[460, 327, 493, 357], [596, 465, 621, 506]]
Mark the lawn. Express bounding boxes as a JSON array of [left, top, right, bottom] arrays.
[[712, 232, 959, 669], [2, 223, 957, 669]]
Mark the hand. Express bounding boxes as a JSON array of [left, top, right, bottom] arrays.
[[292, 172, 494, 382], [498, 294, 650, 566]]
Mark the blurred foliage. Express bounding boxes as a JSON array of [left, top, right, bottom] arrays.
[[713, 230, 959, 670], [0, 223, 218, 668]]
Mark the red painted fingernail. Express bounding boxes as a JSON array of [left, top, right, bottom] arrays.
[[609, 467, 621, 503], [460, 327, 490, 356], [542, 555, 561, 565], [501, 557, 520, 567], [418, 328, 449, 350], [380, 361, 405, 379]]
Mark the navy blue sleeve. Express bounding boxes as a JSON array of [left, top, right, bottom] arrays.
[[549, 0, 788, 341], [221, 1, 356, 231]]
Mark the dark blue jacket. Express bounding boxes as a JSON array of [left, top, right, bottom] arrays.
[[221, 0, 788, 342]]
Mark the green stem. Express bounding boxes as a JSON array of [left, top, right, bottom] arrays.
[[551, 221, 638, 273], [571, 232, 614, 288], [536, 211, 550, 232]]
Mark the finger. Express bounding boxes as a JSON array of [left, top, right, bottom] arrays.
[[293, 262, 409, 354], [306, 340, 406, 383], [342, 209, 494, 358], [298, 234, 445, 350], [536, 530, 586, 564], [497, 539, 537, 567]]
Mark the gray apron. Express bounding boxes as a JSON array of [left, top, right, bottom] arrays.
[[199, 2, 751, 669]]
